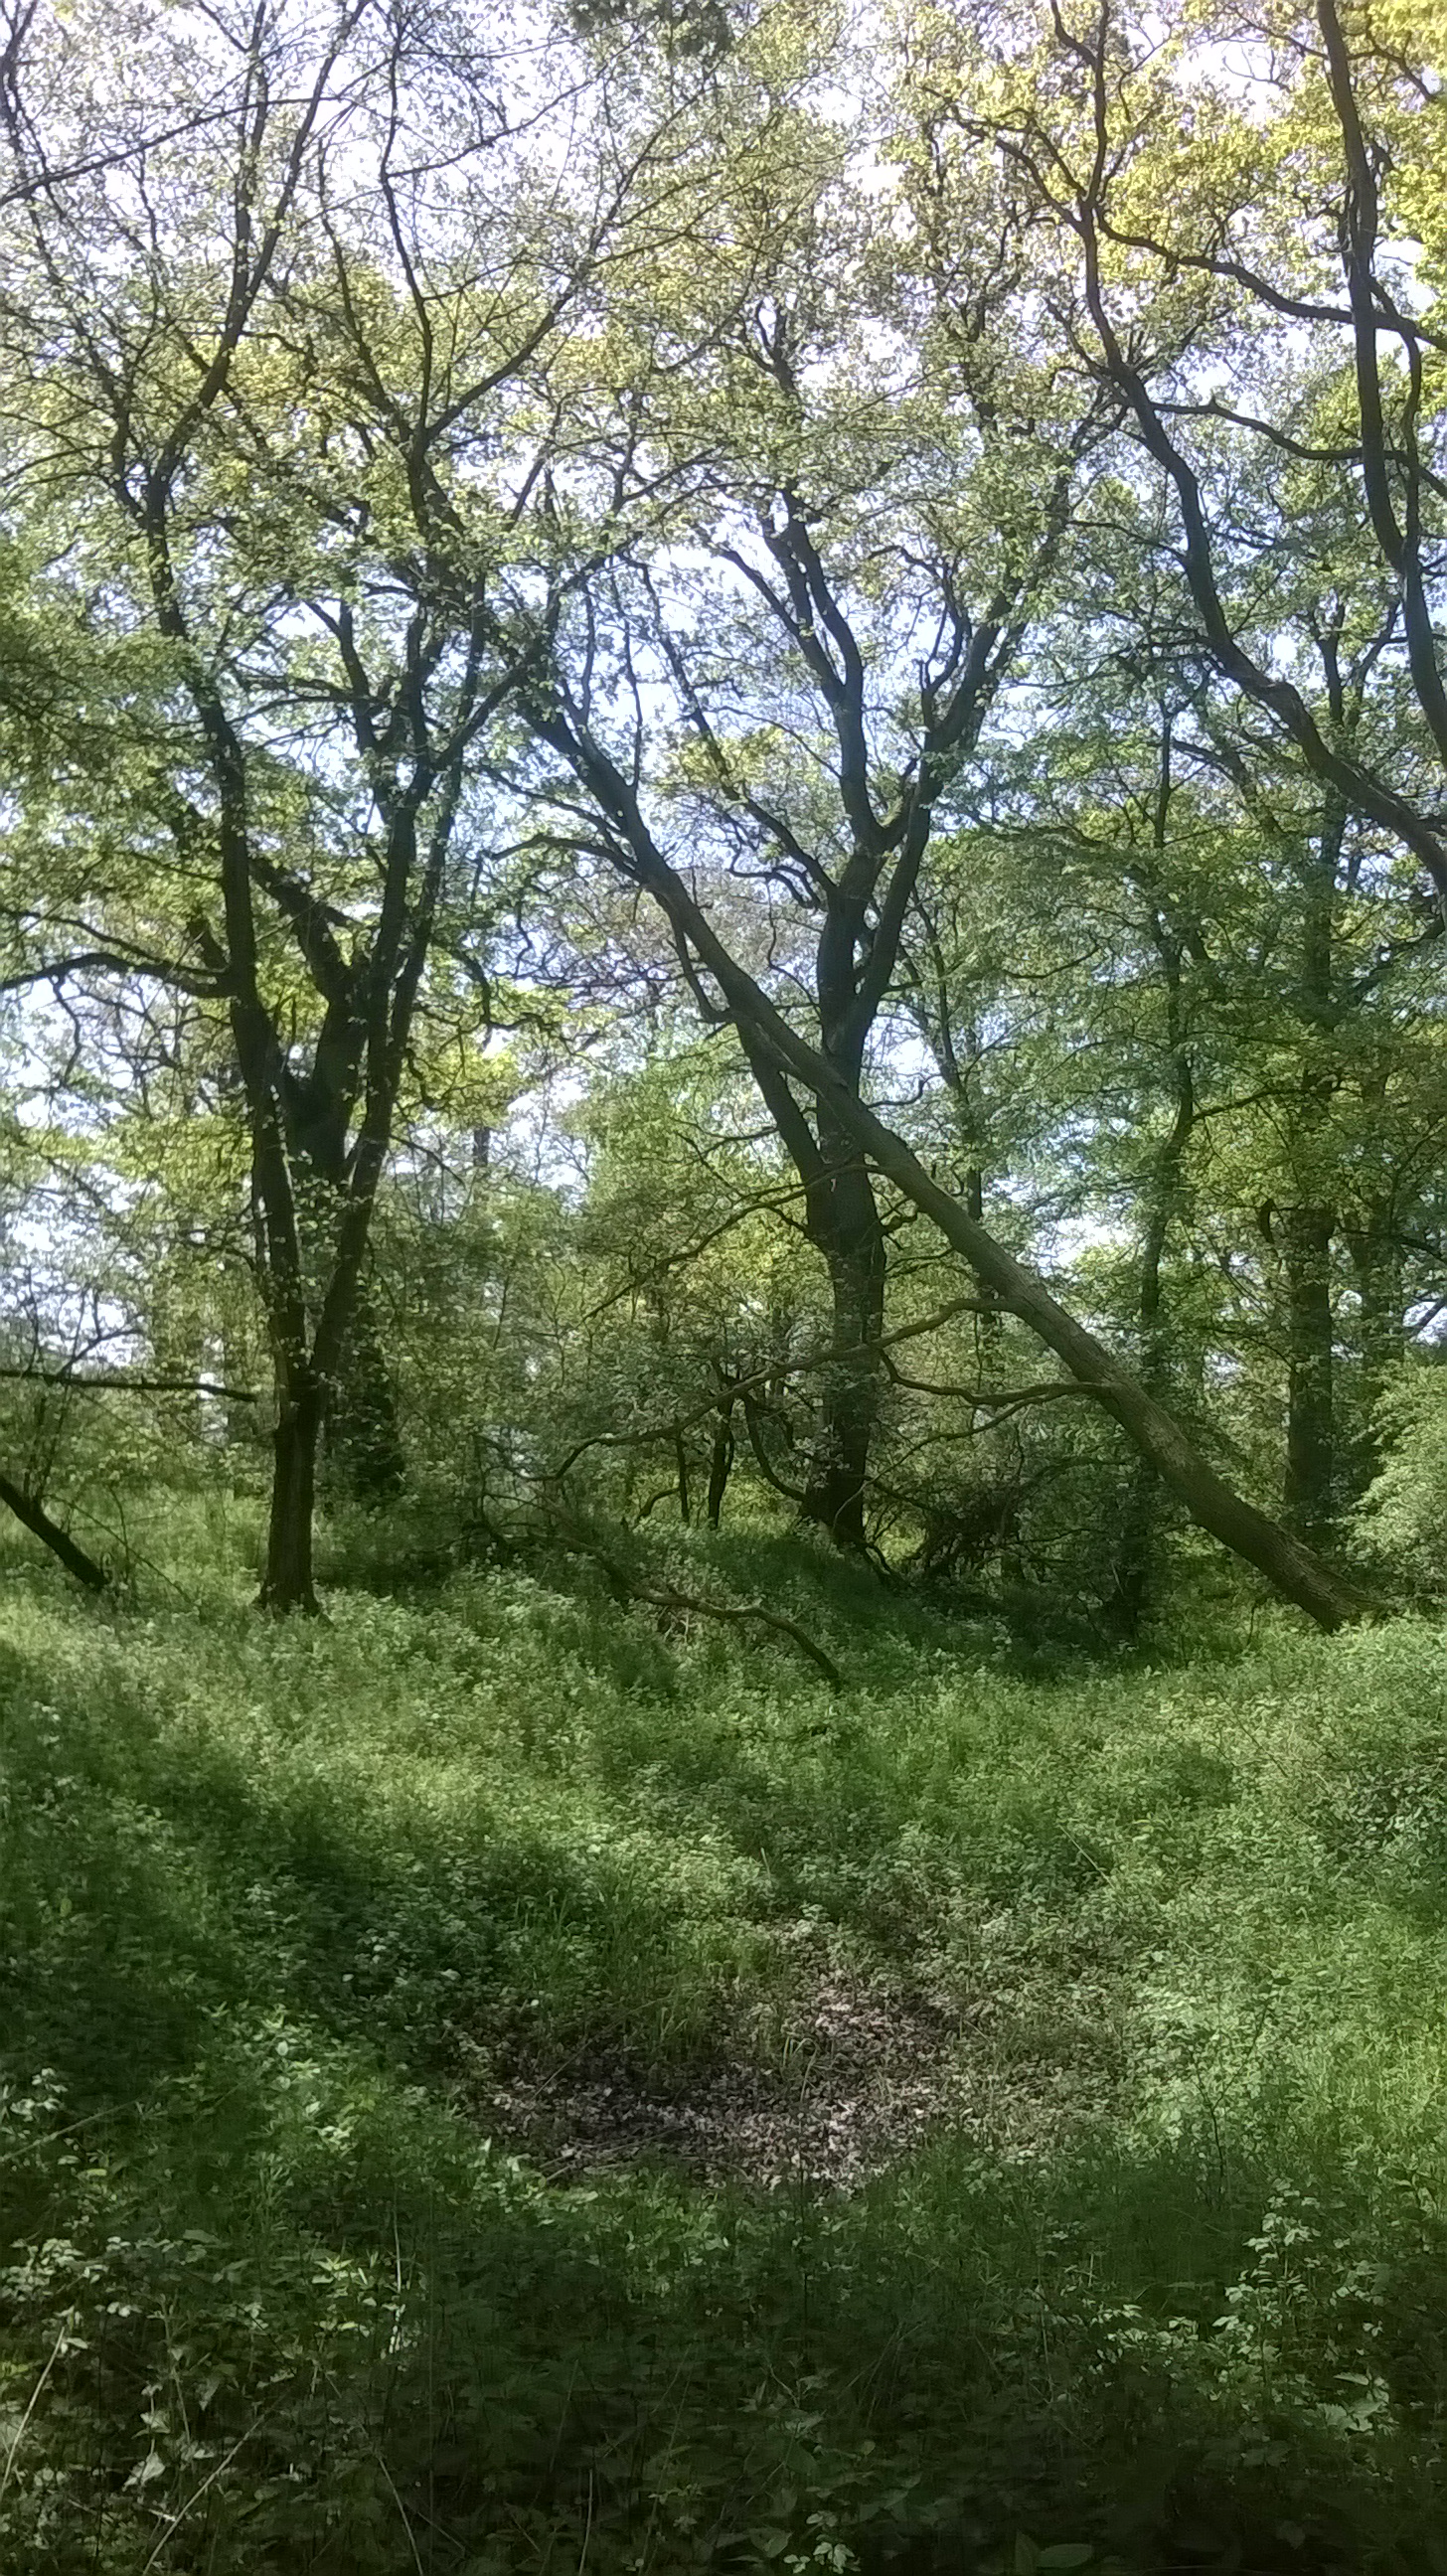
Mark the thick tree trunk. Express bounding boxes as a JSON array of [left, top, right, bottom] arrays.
[[802, 1145, 887, 1551], [259, 1374, 323, 1615], [1283, 1203, 1336, 1540], [0, 1469, 109, 1591]]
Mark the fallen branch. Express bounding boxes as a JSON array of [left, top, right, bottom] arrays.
[[560, 1522, 844, 1690]]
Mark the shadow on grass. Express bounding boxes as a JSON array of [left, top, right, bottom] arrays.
[[2, 1567, 1446, 2573]]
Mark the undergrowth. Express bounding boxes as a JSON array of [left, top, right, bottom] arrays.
[[2, 1501, 1446, 2572]]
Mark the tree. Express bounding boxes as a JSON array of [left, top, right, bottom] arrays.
[[511, 0, 1120, 1545], [943, 0, 1447, 905], [0, 0, 700, 1606]]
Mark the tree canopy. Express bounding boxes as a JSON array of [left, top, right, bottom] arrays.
[[0, 0, 1443, 1633]]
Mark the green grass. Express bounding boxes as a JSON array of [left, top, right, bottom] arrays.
[[3, 1505, 1447, 2572]]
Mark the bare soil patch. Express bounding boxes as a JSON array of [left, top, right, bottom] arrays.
[[467, 1960, 1121, 2186]]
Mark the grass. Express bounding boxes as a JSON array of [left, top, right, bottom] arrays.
[[2, 1499, 1447, 2572]]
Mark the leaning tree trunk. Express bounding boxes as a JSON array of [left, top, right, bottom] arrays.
[[533, 709, 1374, 1629], [641, 855, 1372, 1628], [848, 1111, 1370, 1625], [0, 1468, 109, 1591], [802, 1135, 887, 1551]]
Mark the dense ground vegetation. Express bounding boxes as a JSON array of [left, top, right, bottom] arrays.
[[5, 1506, 1447, 2573]]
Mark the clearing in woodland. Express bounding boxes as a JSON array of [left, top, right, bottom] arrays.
[[3, 1510, 1446, 2575]]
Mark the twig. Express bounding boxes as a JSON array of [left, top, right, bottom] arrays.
[[550, 1295, 997, 1479], [0, 2327, 68, 2504], [561, 1524, 844, 1691]]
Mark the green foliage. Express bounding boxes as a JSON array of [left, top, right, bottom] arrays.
[[1355, 1366, 1447, 1595], [3, 1522, 1447, 2568]]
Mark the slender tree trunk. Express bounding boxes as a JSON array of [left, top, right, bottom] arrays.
[[1109, 729, 1199, 1635], [802, 1142, 887, 1550], [1109, 1182, 1175, 1639], [259, 1369, 323, 1614], [706, 1404, 734, 1529], [1274, 767, 1342, 1545], [1110, 1022, 1195, 1630], [1283, 1203, 1336, 1540]]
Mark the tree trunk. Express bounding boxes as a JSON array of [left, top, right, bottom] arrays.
[[1109, 954, 1195, 1634], [688, 888, 1370, 1624], [1283, 1203, 1336, 1540], [0, 1468, 109, 1591], [535, 713, 1374, 1629], [832, 1102, 1369, 1626], [706, 1404, 734, 1529], [802, 1140, 887, 1550], [259, 1374, 323, 1614], [1109, 1180, 1175, 1639], [1342, 1210, 1402, 1492]]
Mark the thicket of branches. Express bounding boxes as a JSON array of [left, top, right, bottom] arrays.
[[2, 0, 1445, 1637]]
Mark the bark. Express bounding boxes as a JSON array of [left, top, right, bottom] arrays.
[[1109, 1157, 1181, 1637], [801, 1134, 887, 1549], [1109, 739, 1197, 1635], [0, 1469, 109, 1591], [825, 1079, 1370, 1627], [546, 730, 1373, 1628], [706, 1404, 734, 1529], [259, 1370, 323, 1615], [739, 1031, 887, 1550], [1283, 1203, 1336, 1541]]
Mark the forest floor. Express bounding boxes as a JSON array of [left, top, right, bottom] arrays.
[[3, 1503, 1447, 2575]]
